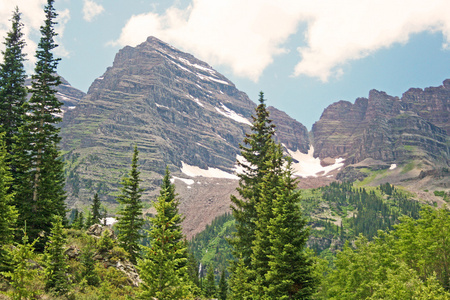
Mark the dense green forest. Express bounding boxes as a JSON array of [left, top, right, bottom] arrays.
[[1, 2, 450, 299]]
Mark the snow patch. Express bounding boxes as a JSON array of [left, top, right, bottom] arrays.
[[197, 73, 230, 85], [188, 95, 204, 107], [171, 176, 195, 185], [100, 217, 117, 226], [68, 106, 76, 110], [178, 57, 216, 74], [168, 59, 194, 74], [181, 161, 238, 180], [215, 103, 252, 126], [286, 146, 345, 178], [97, 76, 104, 80], [389, 164, 397, 170], [155, 103, 170, 109]]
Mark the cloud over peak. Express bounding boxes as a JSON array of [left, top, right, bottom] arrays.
[[113, 0, 450, 82]]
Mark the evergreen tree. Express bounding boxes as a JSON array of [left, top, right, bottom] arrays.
[[264, 159, 315, 299], [0, 7, 28, 156], [0, 133, 18, 274], [138, 168, 192, 299], [229, 92, 276, 268], [0, 132, 17, 245], [81, 244, 100, 286], [204, 266, 217, 298], [187, 246, 200, 288], [73, 210, 84, 230], [91, 192, 101, 224], [13, 0, 66, 246], [229, 92, 315, 298], [219, 269, 228, 300], [44, 216, 69, 295], [85, 210, 93, 228], [116, 145, 144, 263]]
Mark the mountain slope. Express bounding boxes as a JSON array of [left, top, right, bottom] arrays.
[[60, 36, 309, 212]]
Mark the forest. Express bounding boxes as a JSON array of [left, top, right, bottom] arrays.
[[1, 1, 450, 299]]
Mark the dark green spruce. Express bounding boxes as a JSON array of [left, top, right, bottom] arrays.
[[116, 145, 144, 263], [44, 216, 69, 295], [138, 168, 193, 299], [13, 0, 66, 246], [229, 92, 276, 268], [91, 192, 101, 225], [229, 92, 315, 299], [0, 6, 28, 157]]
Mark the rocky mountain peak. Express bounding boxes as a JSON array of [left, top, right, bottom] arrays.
[[312, 80, 449, 170], [60, 36, 308, 210]]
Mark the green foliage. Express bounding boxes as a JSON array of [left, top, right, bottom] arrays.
[[91, 192, 101, 224], [97, 228, 116, 253], [13, 0, 66, 248], [0, 132, 17, 247], [219, 268, 228, 300], [138, 168, 193, 299], [116, 145, 144, 263], [318, 207, 450, 299], [2, 230, 43, 299], [44, 216, 69, 295], [264, 160, 315, 299], [434, 190, 450, 201], [80, 244, 100, 286], [305, 181, 422, 255], [0, 6, 28, 156], [229, 93, 314, 298], [189, 212, 235, 272], [230, 92, 277, 268], [203, 266, 217, 298]]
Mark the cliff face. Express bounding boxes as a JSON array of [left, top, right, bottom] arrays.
[[311, 83, 450, 168], [60, 36, 308, 208]]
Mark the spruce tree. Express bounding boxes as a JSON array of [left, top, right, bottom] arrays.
[[229, 92, 276, 268], [204, 266, 217, 298], [116, 145, 144, 263], [0, 7, 28, 156], [219, 269, 228, 300], [229, 92, 315, 298], [0, 132, 17, 245], [264, 159, 315, 299], [44, 216, 69, 295], [91, 192, 101, 224], [0, 132, 18, 273], [138, 168, 192, 299], [13, 0, 66, 246]]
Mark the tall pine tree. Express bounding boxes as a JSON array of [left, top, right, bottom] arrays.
[[13, 0, 66, 246], [116, 145, 144, 263], [0, 7, 28, 156], [229, 92, 276, 267], [138, 168, 192, 299], [229, 92, 315, 298]]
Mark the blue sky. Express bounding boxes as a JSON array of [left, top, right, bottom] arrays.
[[1, 0, 450, 129]]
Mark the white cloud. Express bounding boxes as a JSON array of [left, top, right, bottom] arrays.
[[0, 0, 70, 71], [83, 0, 104, 22], [112, 0, 450, 82]]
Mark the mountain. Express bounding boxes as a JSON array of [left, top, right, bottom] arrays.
[[312, 84, 449, 187], [59, 36, 449, 237], [60, 37, 309, 232]]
